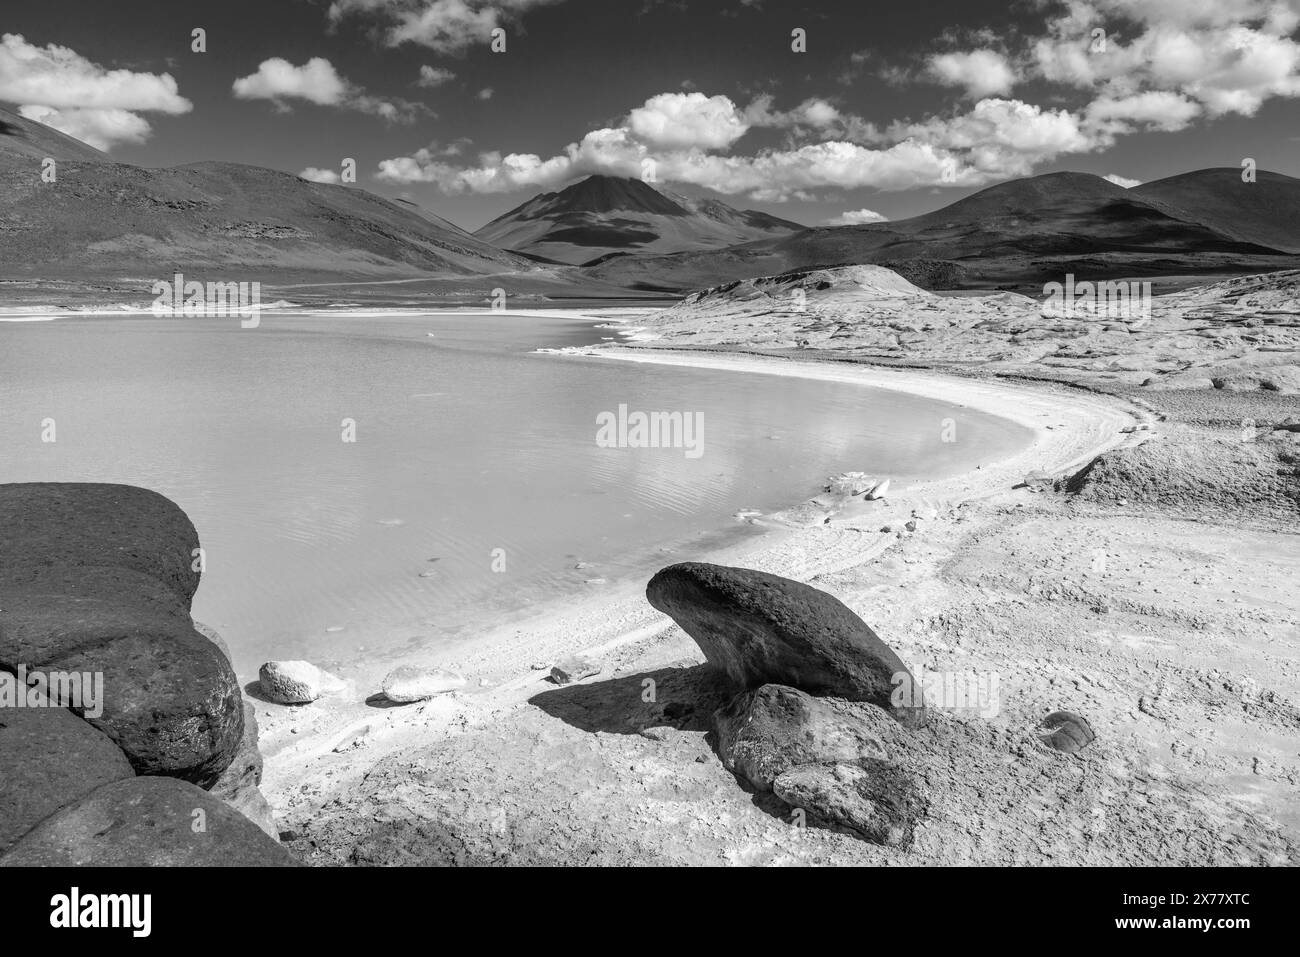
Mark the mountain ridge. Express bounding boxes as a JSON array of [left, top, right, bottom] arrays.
[[585, 168, 1300, 292]]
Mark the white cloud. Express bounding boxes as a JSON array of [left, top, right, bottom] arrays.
[[373, 4, 1300, 201], [377, 88, 1109, 198], [0, 34, 190, 112], [232, 57, 427, 121], [417, 65, 456, 86], [0, 33, 191, 150], [1031, 0, 1300, 118], [628, 92, 750, 149], [1086, 90, 1202, 132], [233, 57, 348, 105], [927, 49, 1018, 98], [1104, 173, 1142, 187], [825, 209, 889, 225], [477, 87, 494, 100], [17, 104, 152, 150], [327, 0, 565, 54], [887, 98, 1099, 179], [299, 166, 343, 183]]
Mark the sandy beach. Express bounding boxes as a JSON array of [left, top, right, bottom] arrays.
[[249, 339, 1300, 866]]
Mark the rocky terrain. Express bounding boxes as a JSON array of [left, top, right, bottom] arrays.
[[0, 483, 293, 865], [636, 264, 1300, 395]]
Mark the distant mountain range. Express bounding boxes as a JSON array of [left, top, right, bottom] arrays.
[[584, 169, 1300, 293], [474, 174, 804, 265], [3, 105, 1298, 299], [0, 106, 539, 289]]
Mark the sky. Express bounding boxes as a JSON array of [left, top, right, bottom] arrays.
[[2, 0, 1299, 231]]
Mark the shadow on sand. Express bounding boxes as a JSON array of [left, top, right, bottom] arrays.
[[527, 663, 797, 822]]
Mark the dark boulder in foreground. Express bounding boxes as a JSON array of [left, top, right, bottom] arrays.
[[0, 571, 243, 785], [0, 705, 135, 855], [773, 759, 928, 848], [0, 777, 298, 867], [0, 484, 243, 785], [647, 562, 924, 724], [713, 684, 892, 791], [0, 483, 202, 602]]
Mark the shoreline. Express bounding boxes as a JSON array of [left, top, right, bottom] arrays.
[[258, 347, 1142, 809]]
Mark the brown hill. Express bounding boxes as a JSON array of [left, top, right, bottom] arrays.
[[0, 106, 541, 288]]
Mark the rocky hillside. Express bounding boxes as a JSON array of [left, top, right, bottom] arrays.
[[634, 264, 1300, 394]]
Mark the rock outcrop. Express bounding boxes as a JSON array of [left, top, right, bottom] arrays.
[[713, 684, 892, 790], [772, 759, 928, 848], [711, 683, 926, 846], [647, 562, 924, 725], [0, 482, 281, 862], [0, 777, 296, 867]]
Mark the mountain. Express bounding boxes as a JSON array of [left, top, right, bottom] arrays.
[[1130, 168, 1300, 254], [586, 170, 1300, 293], [0, 106, 544, 290], [473, 174, 804, 265]]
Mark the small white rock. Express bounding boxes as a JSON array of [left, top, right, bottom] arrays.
[[382, 666, 467, 703], [259, 660, 344, 705]]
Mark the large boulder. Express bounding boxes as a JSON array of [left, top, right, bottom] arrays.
[[713, 684, 893, 791], [647, 563, 924, 724], [0, 776, 298, 867], [0, 483, 201, 603], [0, 702, 135, 854], [0, 571, 243, 785], [772, 759, 928, 848], [0, 488, 243, 785]]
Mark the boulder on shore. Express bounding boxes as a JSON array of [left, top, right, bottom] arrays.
[[772, 759, 928, 848], [0, 777, 298, 867], [0, 704, 136, 855], [713, 684, 893, 791], [0, 567, 244, 785], [259, 660, 343, 704], [646, 562, 924, 724], [0, 483, 202, 602], [382, 666, 466, 703]]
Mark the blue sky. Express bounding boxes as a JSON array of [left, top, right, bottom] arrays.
[[3, 0, 1299, 230]]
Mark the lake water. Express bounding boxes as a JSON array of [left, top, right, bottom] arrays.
[[0, 312, 1032, 675]]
